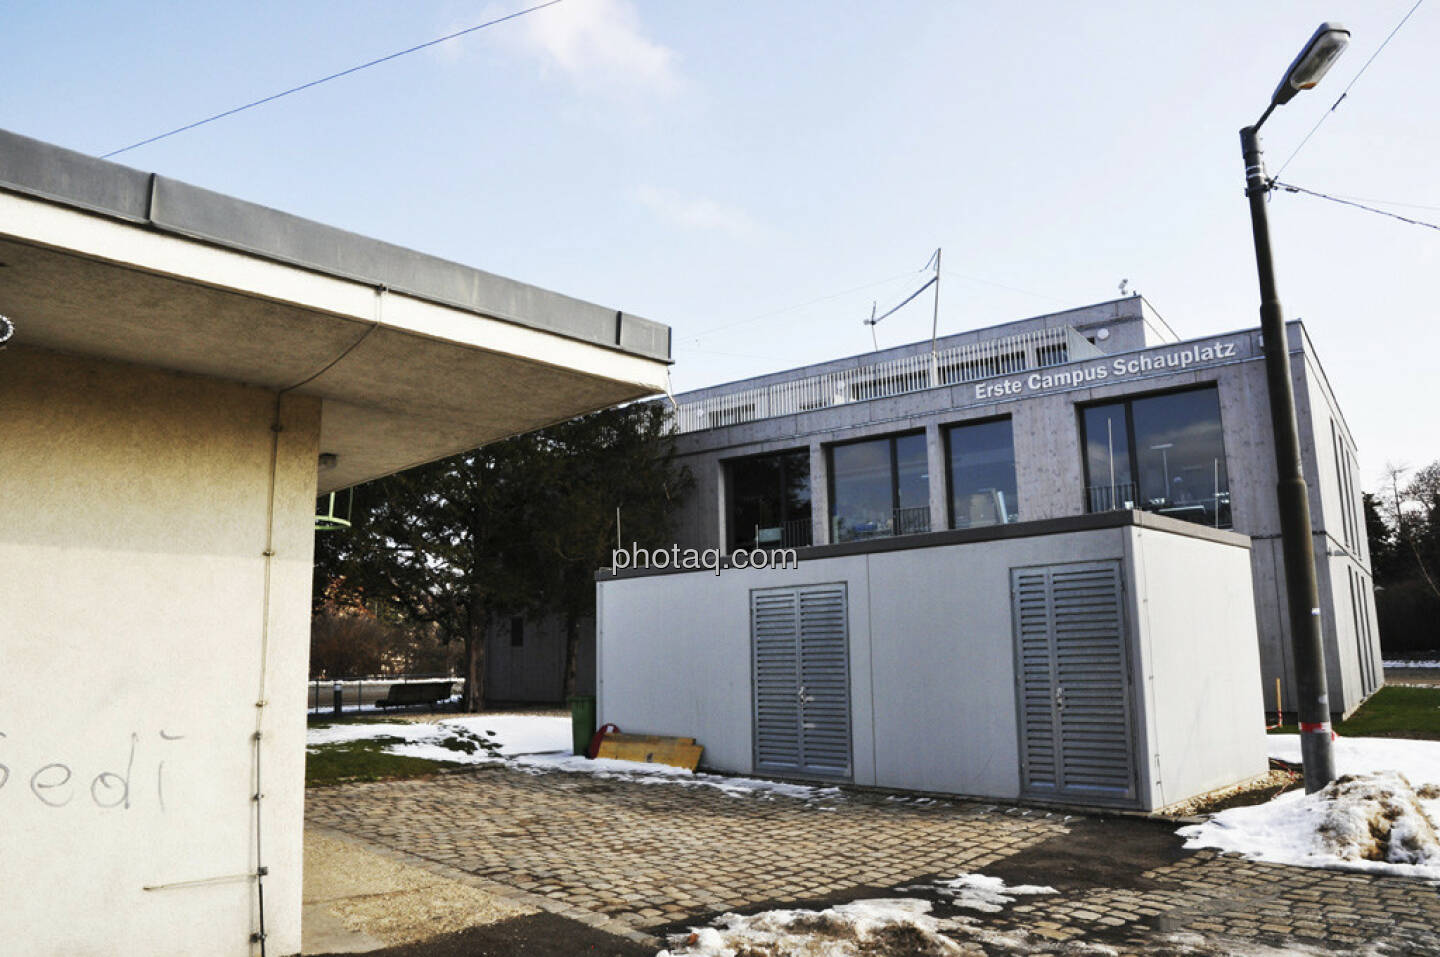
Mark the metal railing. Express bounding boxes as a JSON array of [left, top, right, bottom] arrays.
[[833, 505, 932, 543], [308, 674, 461, 714], [675, 325, 1101, 433], [1085, 482, 1138, 513], [753, 517, 814, 549], [1085, 483, 1233, 530]]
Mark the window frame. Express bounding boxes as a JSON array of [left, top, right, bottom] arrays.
[[825, 429, 929, 542], [1077, 383, 1231, 528], [723, 446, 813, 552], [941, 413, 1018, 530]]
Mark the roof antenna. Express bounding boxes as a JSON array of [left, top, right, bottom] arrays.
[[868, 301, 879, 352], [927, 246, 938, 362], [1119, 278, 1130, 296]]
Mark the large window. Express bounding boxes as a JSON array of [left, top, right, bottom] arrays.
[[829, 432, 931, 542], [728, 449, 812, 551], [946, 418, 1019, 528], [1081, 386, 1231, 528]]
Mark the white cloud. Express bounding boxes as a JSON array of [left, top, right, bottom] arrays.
[[633, 186, 766, 240], [512, 0, 679, 96]]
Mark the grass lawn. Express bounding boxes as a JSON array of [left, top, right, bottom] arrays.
[[1270, 685, 1440, 741], [306, 739, 462, 786], [306, 719, 501, 786]]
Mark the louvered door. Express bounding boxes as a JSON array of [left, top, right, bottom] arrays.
[[1012, 562, 1136, 805], [751, 584, 851, 780]]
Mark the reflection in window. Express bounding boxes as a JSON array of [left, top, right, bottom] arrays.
[[728, 449, 812, 551], [830, 433, 931, 542], [1082, 387, 1231, 528], [947, 418, 1019, 528]]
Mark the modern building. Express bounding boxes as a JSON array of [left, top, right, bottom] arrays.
[[594, 295, 1378, 809], [0, 128, 671, 956]]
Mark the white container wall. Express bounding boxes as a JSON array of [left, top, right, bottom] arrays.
[[598, 512, 1267, 812]]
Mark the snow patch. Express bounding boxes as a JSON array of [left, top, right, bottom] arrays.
[[306, 715, 841, 802], [1180, 770, 1440, 879], [928, 873, 1055, 913], [658, 898, 965, 956]]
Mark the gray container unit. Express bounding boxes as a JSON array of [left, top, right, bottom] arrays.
[[597, 511, 1269, 812]]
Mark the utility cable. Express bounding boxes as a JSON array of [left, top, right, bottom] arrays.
[[1274, 180, 1440, 232], [687, 271, 920, 343], [102, 0, 568, 159], [1273, 0, 1428, 178]]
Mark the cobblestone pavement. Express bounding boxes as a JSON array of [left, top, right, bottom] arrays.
[[307, 766, 1440, 954]]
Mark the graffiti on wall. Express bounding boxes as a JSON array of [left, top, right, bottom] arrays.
[[0, 730, 186, 810]]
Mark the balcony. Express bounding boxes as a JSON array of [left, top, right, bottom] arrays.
[[675, 325, 1101, 433]]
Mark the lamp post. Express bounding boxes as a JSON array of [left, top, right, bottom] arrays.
[[1240, 21, 1349, 793]]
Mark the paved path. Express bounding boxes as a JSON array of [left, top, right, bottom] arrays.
[[307, 766, 1440, 954]]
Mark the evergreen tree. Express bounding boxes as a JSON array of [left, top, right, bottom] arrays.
[[314, 402, 689, 709]]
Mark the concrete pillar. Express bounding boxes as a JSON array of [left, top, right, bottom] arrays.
[[809, 441, 829, 545], [926, 422, 948, 533]]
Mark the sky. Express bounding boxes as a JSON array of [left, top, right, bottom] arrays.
[[3, 1, 1436, 490]]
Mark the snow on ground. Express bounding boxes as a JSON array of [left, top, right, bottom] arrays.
[[1179, 736, 1440, 880], [306, 715, 842, 802], [926, 873, 1055, 913], [1383, 659, 1440, 668], [656, 898, 966, 957]]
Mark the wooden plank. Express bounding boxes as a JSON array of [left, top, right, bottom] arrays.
[[595, 735, 703, 770], [604, 733, 695, 746]]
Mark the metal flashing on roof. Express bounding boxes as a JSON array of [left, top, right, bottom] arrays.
[[0, 127, 670, 362]]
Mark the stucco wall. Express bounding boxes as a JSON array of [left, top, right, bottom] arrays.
[[597, 517, 1264, 810], [0, 348, 319, 957]]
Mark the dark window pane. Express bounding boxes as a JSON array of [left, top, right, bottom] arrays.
[[893, 433, 931, 535], [948, 419, 1019, 527], [1131, 388, 1229, 528], [894, 433, 931, 512], [510, 617, 524, 647], [728, 450, 811, 550], [831, 434, 930, 541], [1083, 403, 1133, 512], [831, 438, 896, 542]]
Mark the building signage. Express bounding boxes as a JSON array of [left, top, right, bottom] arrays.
[[972, 336, 1248, 402]]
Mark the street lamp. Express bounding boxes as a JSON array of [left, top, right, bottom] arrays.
[[1240, 21, 1349, 794]]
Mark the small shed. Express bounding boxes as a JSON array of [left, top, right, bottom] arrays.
[[0, 129, 671, 956], [597, 511, 1268, 811]]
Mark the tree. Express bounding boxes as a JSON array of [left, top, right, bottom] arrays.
[[1369, 459, 1440, 657], [530, 402, 692, 697], [314, 402, 690, 710], [1364, 492, 1400, 584]]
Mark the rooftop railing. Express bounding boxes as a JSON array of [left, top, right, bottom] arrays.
[[674, 325, 1101, 433]]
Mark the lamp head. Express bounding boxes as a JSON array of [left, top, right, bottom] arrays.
[[1272, 22, 1350, 106]]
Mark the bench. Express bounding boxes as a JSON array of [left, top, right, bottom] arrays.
[[376, 680, 454, 711]]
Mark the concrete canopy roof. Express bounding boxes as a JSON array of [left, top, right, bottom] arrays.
[[0, 129, 672, 492]]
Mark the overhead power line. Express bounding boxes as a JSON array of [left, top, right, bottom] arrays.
[[1274, 0, 1428, 178], [687, 271, 921, 343], [1275, 180, 1440, 232], [101, 0, 568, 159]]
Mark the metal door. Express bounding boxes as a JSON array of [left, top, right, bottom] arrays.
[[751, 584, 851, 779], [1013, 561, 1137, 804]]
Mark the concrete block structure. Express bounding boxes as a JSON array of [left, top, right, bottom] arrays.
[[0, 129, 671, 956], [656, 296, 1379, 721]]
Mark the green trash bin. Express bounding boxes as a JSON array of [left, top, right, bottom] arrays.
[[568, 694, 596, 756]]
